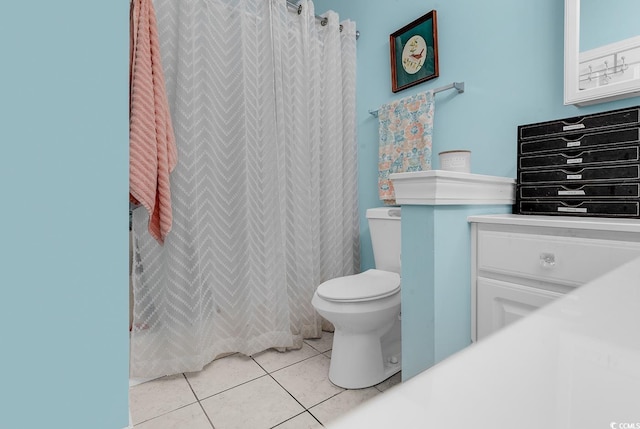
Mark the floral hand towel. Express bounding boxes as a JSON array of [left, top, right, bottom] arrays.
[[377, 91, 434, 204]]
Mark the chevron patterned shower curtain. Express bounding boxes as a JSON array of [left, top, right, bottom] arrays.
[[130, 0, 358, 378]]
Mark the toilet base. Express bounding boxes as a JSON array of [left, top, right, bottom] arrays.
[[328, 316, 401, 389]]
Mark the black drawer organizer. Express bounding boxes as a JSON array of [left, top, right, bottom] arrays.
[[516, 106, 640, 218]]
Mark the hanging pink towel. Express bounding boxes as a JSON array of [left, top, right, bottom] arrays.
[[377, 91, 434, 205], [129, 0, 177, 244]]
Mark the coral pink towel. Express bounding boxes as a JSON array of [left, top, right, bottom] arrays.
[[130, 0, 177, 244]]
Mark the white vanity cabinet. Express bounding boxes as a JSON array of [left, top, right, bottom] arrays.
[[469, 214, 640, 341]]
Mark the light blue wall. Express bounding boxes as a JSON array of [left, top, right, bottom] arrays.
[[401, 204, 513, 379], [314, 0, 640, 271], [1, 2, 129, 428]]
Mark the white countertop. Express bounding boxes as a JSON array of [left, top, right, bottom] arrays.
[[328, 257, 640, 429], [468, 213, 640, 233]]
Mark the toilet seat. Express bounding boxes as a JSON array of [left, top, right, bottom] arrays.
[[316, 269, 400, 303]]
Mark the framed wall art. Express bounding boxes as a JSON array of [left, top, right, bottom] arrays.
[[390, 10, 439, 93]]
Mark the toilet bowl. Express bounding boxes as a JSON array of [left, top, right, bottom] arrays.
[[312, 269, 401, 389], [311, 207, 402, 389]]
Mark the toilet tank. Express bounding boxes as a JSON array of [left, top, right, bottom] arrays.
[[366, 207, 401, 274]]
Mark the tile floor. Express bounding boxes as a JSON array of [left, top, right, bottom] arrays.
[[129, 332, 401, 429]]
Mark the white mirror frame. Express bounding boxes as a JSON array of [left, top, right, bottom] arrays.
[[564, 0, 640, 106]]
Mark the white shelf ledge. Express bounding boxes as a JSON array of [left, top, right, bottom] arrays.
[[389, 170, 515, 205]]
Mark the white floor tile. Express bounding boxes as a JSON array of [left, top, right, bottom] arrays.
[[134, 403, 212, 429], [185, 354, 266, 400], [129, 374, 197, 425], [304, 331, 334, 353], [271, 354, 343, 408], [272, 412, 323, 429], [252, 343, 320, 373], [129, 343, 388, 428], [200, 375, 304, 429], [309, 387, 381, 426]]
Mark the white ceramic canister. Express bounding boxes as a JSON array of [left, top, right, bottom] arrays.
[[439, 150, 471, 173]]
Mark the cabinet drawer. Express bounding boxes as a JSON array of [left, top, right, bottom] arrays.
[[519, 127, 640, 155], [520, 164, 640, 184], [519, 145, 640, 170], [518, 107, 640, 140], [476, 277, 562, 340], [477, 229, 640, 286], [518, 200, 640, 218], [518, 183, 640, 199]]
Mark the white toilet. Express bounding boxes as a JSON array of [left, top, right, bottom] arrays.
[[311, 207, 402, 389]]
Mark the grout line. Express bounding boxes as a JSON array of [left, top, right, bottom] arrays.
[[182, 373, 199, 400], [131, 402, 200, 427], [258, 353, 340, 417], [306, 389, 345, 410], [268, 411, 325, 429], [250, 357, 270, 374], [303, 338, 334, 354], [250, 348, 337, 426], [251, 349, 325, 375], [196, 401, 217, 429], [182, 374, 217, 429], [190, 373, 270, 402], [308, 410, 325, 427], [266, 372, 309, 411]]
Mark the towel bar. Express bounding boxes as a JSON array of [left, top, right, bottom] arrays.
[[369, 81, 464, 117]]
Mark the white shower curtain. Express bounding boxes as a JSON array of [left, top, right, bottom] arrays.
[[130, 0, 358, 378]]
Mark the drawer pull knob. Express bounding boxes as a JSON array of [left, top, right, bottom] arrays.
[[539, 253, 556, 268]]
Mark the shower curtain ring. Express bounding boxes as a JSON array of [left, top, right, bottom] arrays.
[[321, 17, 328, 26], [297, 4, 302, 14]]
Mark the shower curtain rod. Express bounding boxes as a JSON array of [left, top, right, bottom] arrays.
[[368, 82, 465, 117], [285, 0, 360, 39]]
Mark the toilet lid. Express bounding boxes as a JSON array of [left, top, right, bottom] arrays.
[[316, 269, 400, 302]]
